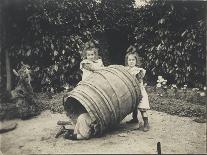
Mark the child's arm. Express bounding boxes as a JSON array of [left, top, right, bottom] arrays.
[[92, 59, 104, 70], [80, 60, 94, 71], [136, 68, 146, 79], [82, 63, 94, 71], [81, 59, 104, 71], [135, 68, 146, 82]]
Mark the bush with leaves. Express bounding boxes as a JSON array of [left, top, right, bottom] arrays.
[[2, 0, 206, 92], [3, 0, 105, 92], [131, 1, 206, 88], [2, 0, 136, 92]]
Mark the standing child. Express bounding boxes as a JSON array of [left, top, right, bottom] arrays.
[[80, 47, 104, 80], [125, 46, 150, 132]]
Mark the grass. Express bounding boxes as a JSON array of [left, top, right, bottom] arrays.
[[1, 86, 206, 123], [146, 86, 206, 122], [38, 86, 206, 121]]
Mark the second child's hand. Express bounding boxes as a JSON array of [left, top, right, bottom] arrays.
[[83, 63, 96, 71]]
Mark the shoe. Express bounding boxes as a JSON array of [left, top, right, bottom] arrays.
[[63, 130, 71, 139], [143, 124, 150, 132], [64, 132, 77, 140], [132, 122, 141, 130], [126, 119, 138, 124]]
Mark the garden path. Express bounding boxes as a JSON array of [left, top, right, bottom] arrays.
[[1, 110, 206, 154]]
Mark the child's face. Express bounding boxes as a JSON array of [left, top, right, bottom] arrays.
[[127, 54, 137, 67], [86, 50, 95, 61]]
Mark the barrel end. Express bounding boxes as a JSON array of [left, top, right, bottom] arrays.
[[63, 97, 87, 124]]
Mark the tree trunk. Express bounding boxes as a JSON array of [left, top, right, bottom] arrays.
[[0, 0, 2, 90], [6, 49, 11, 91], [206, 2, 207, 86]]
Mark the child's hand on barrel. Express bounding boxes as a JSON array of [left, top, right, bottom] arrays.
[[82, 63, 94, 71], [136, 70, 144, 79]]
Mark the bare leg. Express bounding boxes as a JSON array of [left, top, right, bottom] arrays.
[[141, 111, 150, 132]]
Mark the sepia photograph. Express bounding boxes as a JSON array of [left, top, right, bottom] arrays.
[[0, 0, 206, 154]]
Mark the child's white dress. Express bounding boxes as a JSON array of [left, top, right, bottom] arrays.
[[80, 59, 103, 81], [126, 66, 150, 110]]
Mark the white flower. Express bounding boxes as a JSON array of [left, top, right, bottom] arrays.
[[171, 84, 177, 88], [182, 85, 187, 90], [157, 80, 163, 83], [192, 88, 199, 91], [163, 86, 167, 89], [158, 76, 164, 82], [51, 87, 54, 93], [204, 87, 207, 91], [158, 76, 163, 80], [157, 80, 161, 83], [156, 83, 162, 88], [200, 92, 206, 97], [162, 81, 167, 85], [34, 67, 40, 72], [64, 85, 69, 90]]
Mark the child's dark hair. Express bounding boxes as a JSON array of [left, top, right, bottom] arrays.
[[125, 45, 142, 66]]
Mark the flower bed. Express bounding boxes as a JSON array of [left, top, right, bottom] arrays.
[[146, 86, 206, 122]]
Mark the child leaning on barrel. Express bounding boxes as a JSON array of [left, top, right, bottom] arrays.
[[80, 47, 104, 80], [125, 45, 150, 132]]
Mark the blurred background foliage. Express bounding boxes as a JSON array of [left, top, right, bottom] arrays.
[[1, 0, 206, 93]]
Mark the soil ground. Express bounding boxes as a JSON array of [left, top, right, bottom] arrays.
[[1, 110, 206, 154]]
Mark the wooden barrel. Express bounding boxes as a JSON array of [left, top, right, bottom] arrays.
[[64, 65, 141, 135]]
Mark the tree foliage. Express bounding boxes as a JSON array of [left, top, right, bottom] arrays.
[[1, 0, 206, 92], [3, 0, 101, 92], [2, 0, 136, 92], [131, 0, 206, 87]]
